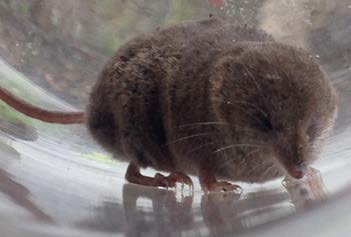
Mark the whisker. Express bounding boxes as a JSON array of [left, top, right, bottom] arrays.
[[177, 119, 258, 137], [164, 132, 217, 147], [238, 149, 261, 166], [213, 143, 261, 154], [185, 142, 215, 154], [211, 98, 266, 124], [220, 148, 261, 169], [177, 121, 230, 128], [212, 98, 269, 118], [263, 164, 277, 177], [244, 149, 261, 159], [233, 101, 269, 118]]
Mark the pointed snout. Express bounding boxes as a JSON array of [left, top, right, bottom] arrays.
[[287, 164, 307, 179], [274, 128, 309, 180]]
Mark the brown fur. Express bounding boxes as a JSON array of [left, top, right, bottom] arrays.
[[0, 18, 337, 184], [87, 18, 337, 182]]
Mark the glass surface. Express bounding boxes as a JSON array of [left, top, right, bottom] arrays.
[[0, 1, 350, 236]]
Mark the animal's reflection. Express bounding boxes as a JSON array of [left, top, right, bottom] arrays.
[[121, 168, 327, 236], [0, 169, 53, 222], [122, 184, 194, 236], [0, 141, 52, 222], [283, 167, 327, 209]]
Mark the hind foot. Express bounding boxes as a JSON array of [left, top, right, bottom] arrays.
[[199, 166, 242, 193], [125, 163, 193, 189]]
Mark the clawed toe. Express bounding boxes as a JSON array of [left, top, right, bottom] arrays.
[[207, 181, 242, 193], [125, 163, 193, 190], [167, 172, 194, 190], [154, 173, 169, 187], [199, 166, 243, 194], [156, 172, 194, 190]]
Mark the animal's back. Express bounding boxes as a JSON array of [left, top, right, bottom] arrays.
[[87, 18, 273, 171]]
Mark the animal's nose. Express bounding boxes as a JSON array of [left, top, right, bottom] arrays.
[[288, 165, 306, 179]]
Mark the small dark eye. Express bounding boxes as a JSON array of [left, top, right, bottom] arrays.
[[254, 116, 273, 132], [263, 118, 273, 130]]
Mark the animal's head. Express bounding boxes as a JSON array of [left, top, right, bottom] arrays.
[[211, 42, 338, 179]]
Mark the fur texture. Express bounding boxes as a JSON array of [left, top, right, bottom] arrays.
[[87, 18, 337, 183]]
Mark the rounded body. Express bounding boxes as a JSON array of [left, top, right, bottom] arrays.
[[87, 19, 337, 183]]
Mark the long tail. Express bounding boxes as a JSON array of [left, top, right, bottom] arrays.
[[0, 88, 85, 124]]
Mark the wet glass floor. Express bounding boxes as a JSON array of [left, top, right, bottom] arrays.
[[0, 1, 351, 236]]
